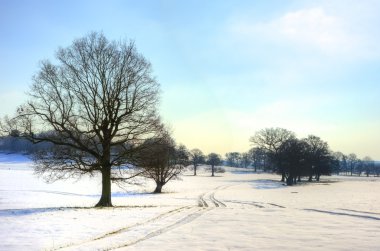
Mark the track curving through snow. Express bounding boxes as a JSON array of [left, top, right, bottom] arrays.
[[54, 185, 232, 251]]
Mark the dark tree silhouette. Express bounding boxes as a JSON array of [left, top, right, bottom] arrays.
[[4, 32, 161, 207], [272, 136, 334, 185], [303, 135, 330, 181], [136, 131, 189, 193], [347, 153, 358, 176], [207, 153, 221, 177], [225, 152, 241, 167], [240, 152, 251, 168], [277, 138, 308, 185], [332, 151, 346, 174], [363, 156, 375, 177], [250, 128, 295, 181], [249, 147, 267, 172], [189, 148, 205, 176]]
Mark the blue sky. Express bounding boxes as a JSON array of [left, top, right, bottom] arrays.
[[1, 0, 379, 159]]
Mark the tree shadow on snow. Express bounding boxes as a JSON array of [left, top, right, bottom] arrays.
[[304, 209, 380, 221], [0, 205, 157, 217], [250, 179, 285, 189], [0, 207, 80, 217], [2, 190, 158, 198], [111, 191, 155, 197], [226, 179, 286, 189]]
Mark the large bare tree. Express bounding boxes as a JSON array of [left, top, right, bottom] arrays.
[[6, 32, 161, 207]]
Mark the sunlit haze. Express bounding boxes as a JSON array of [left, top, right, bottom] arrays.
[[1, 0, 379, 159]]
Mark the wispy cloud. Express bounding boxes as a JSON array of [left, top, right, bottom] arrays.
[[228, 5, 380, 61], [262, 8, 351, 53]]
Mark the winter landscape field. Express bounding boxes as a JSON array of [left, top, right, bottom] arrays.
[[2, 1, 380, 250], [1, 153, 379, 251]]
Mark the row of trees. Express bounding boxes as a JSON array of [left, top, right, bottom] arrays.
[[225, 148, 379, 177], [2, 126, 378, 190], [0, 130, 52, 153], [133, 134, 223, 193], [5, 129, 374, 180], [330, 152, 378, 176], [246, 128, 378, 184], [249, 128, 341, 185], [0, 130, 222, 193], [188, 149, 222, 176], [221, 128, 379, 180]]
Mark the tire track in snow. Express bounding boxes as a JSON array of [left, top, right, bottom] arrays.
[[224, 199, 265, 208], [198, 185, 230, 208], [224, 200, 286, 209], [304, 208, 380, 221], [198, 193, 208, 207], [268, 203, 286, 208], [209, 192, 226, 207], [56, 185, 232, 250], [58, 206, 210, 251], [111, 185, 232, 249], [112, 207, 212, 250], [108, 183, 234, 249], [53, 206, 191, 250]]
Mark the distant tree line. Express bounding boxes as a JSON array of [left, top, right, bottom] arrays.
[[2, 128, 378, 181], [330, 152, 379, 177], [0, 130, 52, 153], [221, 128, 380, 185], [1, 127, 378, 188]]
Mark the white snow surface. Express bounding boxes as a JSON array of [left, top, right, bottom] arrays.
[[0, 153, 380, 251]]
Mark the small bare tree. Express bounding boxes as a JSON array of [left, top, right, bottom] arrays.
[[249, 147, 267, 172], [4, 32, 161, 207], [189, 148, 205, 176], [363, 156, 375, 177], [207, 153, 222, 177], [136, 130, 189, 193], [347, 153, 358, 176]]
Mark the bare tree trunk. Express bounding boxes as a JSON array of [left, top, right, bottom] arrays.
[[211, 164, 215, 177], [286, 174, 294, 186], [194, 164, 197, 176], [95, 167, 112, 207], [263, 158, 267, 171], [154, 182, 164, 193]]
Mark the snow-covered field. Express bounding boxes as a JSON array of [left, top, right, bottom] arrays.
[[1, 154, 380, 251]]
